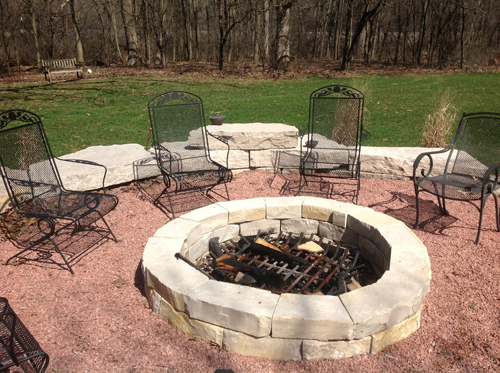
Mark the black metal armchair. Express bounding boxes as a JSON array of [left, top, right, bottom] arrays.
[[298, 85, 367, 204], [0, 110, 119, 274], [413, 112, 500, 244], [148, 91, 232, 217], [1, 297, 49, 373]]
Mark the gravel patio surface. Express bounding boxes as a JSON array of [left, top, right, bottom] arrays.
[[1, 172, 499, 372]]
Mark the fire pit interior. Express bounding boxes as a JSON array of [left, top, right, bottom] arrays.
[[142, 197, 431, 361], [192, 231, 380, 296]]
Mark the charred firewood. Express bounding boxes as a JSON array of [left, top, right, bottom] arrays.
[[219, 257, 284, 288], [248, 239, 309, 267], [210, 264, 237, 283], [209, 237, 225, 258]]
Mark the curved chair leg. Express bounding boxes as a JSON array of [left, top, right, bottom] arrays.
[[475, 193, 500, 245], [441, 196, 448, 215], [297, 172, 306, 196], [475, 199, 486, 245], [5, 217, 56, 268], [414, 186, 421, 229], [355, 173, 361, 205], [494, 193, 500, 231], [47, 236, 74, 274]]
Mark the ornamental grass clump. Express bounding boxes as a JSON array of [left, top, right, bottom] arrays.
[[420, 95, 457, 148]]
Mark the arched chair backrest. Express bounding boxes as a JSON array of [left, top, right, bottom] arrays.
[[308, 84, 364, 152], [0, 109, 62, 210], [447, 112, 500, 180]]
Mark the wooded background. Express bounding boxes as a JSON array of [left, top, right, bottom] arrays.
[[1, 0, 499, 73]]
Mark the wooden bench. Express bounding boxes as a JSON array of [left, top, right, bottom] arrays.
[[41, 58, 83, 82], [0, 297, 49, 372]]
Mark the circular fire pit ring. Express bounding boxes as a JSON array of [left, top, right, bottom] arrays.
[[142, 197, 431, 360]]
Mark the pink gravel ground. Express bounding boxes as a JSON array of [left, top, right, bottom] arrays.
[[1, 172, 499, 372]]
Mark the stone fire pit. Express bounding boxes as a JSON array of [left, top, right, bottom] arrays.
[[142, 197, 431, 360]]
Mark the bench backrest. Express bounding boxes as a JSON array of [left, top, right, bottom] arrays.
[[41, 58, 77, 69]]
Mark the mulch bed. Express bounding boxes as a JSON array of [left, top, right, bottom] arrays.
[[1, 172, 499, 372]]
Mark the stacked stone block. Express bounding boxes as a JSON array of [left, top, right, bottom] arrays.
[[142, 197, 431, 360]]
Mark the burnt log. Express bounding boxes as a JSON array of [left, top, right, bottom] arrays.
[[219, 257, 284, 288], [209, 237, 225, 258], [248, 239, 310, 267]]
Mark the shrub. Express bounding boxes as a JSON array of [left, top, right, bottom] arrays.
[[420, 95, 457, 148]]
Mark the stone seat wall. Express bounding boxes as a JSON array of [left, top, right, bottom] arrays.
[[0, 123, 450, 212]]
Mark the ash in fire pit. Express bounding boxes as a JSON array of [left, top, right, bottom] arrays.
[[195, 231, 379, 295]]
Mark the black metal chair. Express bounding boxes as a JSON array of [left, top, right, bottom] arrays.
[[0, 297, 49, 373], [298, 85, 368, 204], [413, 112, 500, 244], [0, 110, 118, 274], [148, 91, 232, 217]]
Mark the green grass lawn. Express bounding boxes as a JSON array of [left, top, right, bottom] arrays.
[[1, 72, 499, 156]]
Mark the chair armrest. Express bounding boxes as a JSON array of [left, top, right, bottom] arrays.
[[207, 131, 229, 146], [412, 147, 452, 181], [482, 163, 500, 193], [151, 142, 174, 173], [55, 157, 108, 193], [206, 131, 230, 168]]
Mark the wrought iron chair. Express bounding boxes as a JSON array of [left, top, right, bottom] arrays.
[[0, 297, 49, 373], [0, 110, 119, 274], [298, 85, 368, 204], [148, 91, 232, 217], [413, 112, 500, 244]]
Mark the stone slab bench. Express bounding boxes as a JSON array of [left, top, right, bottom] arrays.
[[0, 123, 451, 213]]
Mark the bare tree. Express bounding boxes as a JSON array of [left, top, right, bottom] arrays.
[[121, 0, 141, 65], [341, 0, 386, 70], [102, 0, 123, 62], [68, 0, 84, 63], [270, 0, 296, 70], [216, 0, 254, 70]]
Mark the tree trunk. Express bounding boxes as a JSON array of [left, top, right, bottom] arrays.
[[341, 0, 385, 70], [417, 0, 429, 65], [102, 0, 123, 62], [264, 0, 270, 61], [29, 1, 41, 68], [70, 0, 84, 64], [333, 0, 343, 60], [272, 0, 295, 70], [340, 0, 353, 70], [142, 0, 151, 66], [121, 0, 140, 66], [181, 0, 192, 61], [254, 3, 261, 64], [192, 0, 200, 60]]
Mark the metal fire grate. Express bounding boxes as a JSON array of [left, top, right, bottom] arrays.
[[182, 231, 379, 296]]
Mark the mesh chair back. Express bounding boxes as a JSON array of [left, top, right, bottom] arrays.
[[307, 85, 364, 171], [0, 110, 62, 209], [148, 91, 209, 174], [448, 113, 500, 179]]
